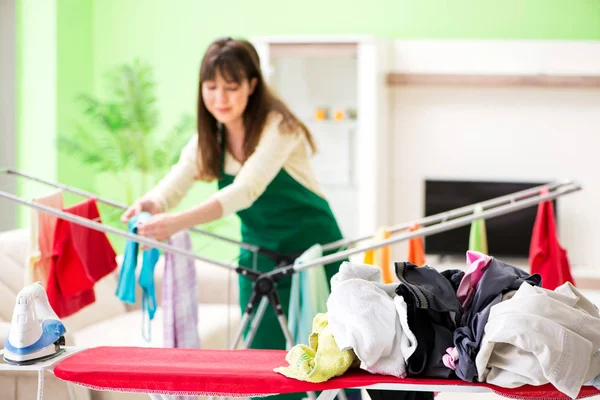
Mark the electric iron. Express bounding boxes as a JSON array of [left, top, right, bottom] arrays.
[[3, 282, 67, 365]]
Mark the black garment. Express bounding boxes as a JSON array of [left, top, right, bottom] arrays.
[[441, 269, 465, 293], [453, 258, 542, 382], [367, 389, 434, 400], [394, 262, 464, 378]]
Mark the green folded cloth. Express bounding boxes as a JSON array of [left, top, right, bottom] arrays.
[[274, 313, 358, 382]]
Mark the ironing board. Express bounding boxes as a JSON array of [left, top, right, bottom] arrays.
[[51, 347, 600, 400]]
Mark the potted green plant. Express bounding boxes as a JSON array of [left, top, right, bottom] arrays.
[[58, 59, 193, 206]]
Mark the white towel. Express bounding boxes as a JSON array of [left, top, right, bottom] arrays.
[[327, 261, 417, 378]]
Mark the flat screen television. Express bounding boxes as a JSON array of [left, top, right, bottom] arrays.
[[424, 179, 557, 258]]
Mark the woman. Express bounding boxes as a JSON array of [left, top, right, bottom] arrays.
[[121, 37, 351, 399]]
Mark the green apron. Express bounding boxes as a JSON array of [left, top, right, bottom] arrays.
[[218, 130, 347, 400]]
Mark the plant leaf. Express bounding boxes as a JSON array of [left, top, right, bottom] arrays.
[[109, 59, 158, 135], [151, 113, 195, 179], [64, 59, 196, 203]]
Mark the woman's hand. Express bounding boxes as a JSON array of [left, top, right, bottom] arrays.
[[120, 198, 163, 223], [137, 213, 182, 242]]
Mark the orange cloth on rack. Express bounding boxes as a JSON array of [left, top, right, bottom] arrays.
[[363, 227, 394, 283], [26, 189, 64, 287], [364, 247, 374, 265], [407, 223, 426, 266], [529, 187, 575, 290]]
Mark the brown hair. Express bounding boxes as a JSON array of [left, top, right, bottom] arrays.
[[195, 37, 317, 180]]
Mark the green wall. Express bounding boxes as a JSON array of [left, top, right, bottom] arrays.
[[16, 0, 58, 227], [16, 0, 94, 225], [91, 0, 600, 42], [56, 0, 95, 205], [17, 0, 600, 257]]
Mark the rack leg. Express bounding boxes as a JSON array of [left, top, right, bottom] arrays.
[[229, 312, 251, 350], [228, 285, 264, 350], [274, 304, 295, 350], [317, 390, 341, 400], [244, 296, 269, 348]]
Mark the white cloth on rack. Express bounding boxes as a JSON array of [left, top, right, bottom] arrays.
[[475, 281, 600, 399], [326, 261, 417, 378]]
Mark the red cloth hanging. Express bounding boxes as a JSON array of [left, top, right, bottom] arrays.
[[46, 198, 117, 317], [67, 198, 118, 283], [529, 187, 575, 290]]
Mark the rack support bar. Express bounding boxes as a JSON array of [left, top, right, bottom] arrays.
[[0, 189, 236, 270], [288, 182, 581, 274]]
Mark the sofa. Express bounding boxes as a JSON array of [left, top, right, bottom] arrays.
[[0, 228, 242, 400]]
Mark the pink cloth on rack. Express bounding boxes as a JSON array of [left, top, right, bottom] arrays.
[[456, 250, 492, 307], [163, 230, 200, 350], [442, 347, 459, 370], [27, 190, 64, 287], [443, 251, 492, 372]]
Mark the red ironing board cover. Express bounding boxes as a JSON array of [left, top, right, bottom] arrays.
[[53, 347, 600, 399]]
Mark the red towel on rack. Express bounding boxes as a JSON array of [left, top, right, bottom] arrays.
[[68, 198, 118, 283], [529, 188, 575, 290], [46, 198, 117, 317]]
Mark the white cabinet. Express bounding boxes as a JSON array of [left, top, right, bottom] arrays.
[[251, 36, 392, 240]]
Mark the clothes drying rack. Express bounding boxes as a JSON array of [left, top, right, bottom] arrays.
[[0, 168, 583, 353], [0, 169, 585, 400]]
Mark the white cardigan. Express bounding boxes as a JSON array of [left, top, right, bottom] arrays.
[[145, 112, 325, 216]]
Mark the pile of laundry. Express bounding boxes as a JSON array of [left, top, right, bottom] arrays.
[[274, 251, 600, 399]]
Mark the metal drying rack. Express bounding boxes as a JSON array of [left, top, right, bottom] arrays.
[[0, 169, 583, 400]]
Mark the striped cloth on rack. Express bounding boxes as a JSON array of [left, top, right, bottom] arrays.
[[162, 230, 200, 400]]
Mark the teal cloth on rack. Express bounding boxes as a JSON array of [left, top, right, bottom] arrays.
[[469, 204, 489, 254], [288, 244, 330, 347], [115, 212, 160, 341]]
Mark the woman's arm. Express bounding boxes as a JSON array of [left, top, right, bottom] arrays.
[[143, 135, 200, 212], [137, 196, 223, 242]]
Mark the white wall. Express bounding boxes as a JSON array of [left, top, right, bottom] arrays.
[[0, 0, 17, 230], [270, 55, 359, 238], [389, 40, 600, 272]]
